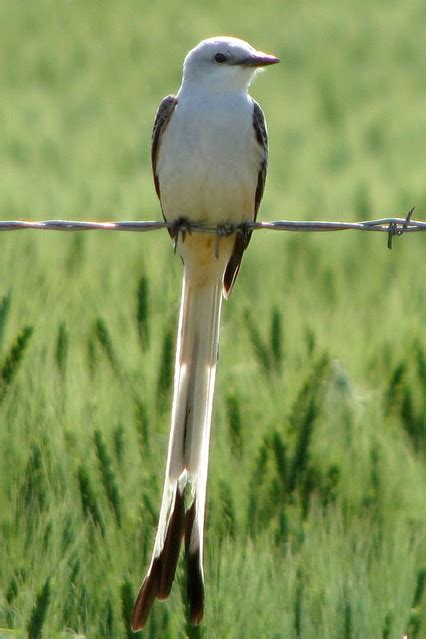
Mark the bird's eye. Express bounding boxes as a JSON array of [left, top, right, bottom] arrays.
[[214, 52, 228, 64]]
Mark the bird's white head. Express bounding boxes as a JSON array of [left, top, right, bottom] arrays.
[[179, 36, 279, 96]]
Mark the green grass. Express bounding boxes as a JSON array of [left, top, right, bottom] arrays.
[[0, 0, 425, 637]]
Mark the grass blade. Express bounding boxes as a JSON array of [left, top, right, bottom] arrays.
[[0, 289, 12, 349], [27, 578, 50, 639], [0, 325, 33, 403]]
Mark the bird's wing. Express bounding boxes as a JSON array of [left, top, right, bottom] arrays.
[[252, 99, 269, 218], [151, 95, 178, 200], [223, 99, 268, 296]]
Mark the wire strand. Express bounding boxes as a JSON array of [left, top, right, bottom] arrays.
[[0, 208, 424, 249]]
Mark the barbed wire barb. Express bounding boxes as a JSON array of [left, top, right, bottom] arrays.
[[387, 206, 415, 249]]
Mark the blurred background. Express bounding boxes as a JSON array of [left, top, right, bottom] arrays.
[[0, 0, 425, 637]]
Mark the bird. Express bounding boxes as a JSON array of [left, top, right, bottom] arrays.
[[131, 36, 279, 630]]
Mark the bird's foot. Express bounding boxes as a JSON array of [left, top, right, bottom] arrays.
[[236, 221, 252, 244], [170, 218, 192, 253], [216, 223, 236, 238]]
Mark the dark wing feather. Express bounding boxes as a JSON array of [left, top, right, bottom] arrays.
[[251, 100, 269, 217], [151, 95, 178, 200], [223, 99, 268, 297]]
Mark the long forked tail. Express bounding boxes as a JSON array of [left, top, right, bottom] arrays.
[[131, 258, 223, 630]]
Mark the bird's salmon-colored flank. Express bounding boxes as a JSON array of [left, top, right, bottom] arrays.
[[131, 36, 279, 630]]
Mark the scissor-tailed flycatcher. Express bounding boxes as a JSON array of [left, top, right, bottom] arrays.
[[131, 36, 279, 630]]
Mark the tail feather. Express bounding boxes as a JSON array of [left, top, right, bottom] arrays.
[[132, 237, 229, 630], [131, 556, 162, 630], [185, 501, 205, 624], [158, 486, 186, 598], [131, 485, 185, 630]]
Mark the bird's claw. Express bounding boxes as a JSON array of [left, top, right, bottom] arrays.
[[216, 223, 236, 238], [236, 221, 251, 243], [170, 218, 192, 253]]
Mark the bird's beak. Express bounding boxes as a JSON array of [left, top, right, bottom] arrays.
[[239, 52, 280, 67]]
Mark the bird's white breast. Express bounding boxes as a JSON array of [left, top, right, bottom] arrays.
[[157, 93, 262, 225]]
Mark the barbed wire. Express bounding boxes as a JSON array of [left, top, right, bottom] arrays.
[[0, 207, 424, 249]]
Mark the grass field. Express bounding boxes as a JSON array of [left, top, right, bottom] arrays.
[[0, 0, 425, 637]]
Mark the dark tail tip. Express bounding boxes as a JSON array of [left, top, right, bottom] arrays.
[[131, 486, 186, 630], [185, 502, 205, 625], [131, 556, 162, 631], [158, 487, 186, 598]]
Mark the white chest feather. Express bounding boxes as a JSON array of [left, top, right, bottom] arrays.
[[157, 94, 262, 224]]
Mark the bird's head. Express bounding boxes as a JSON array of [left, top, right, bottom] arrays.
[[180, 36, 279, 95]]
